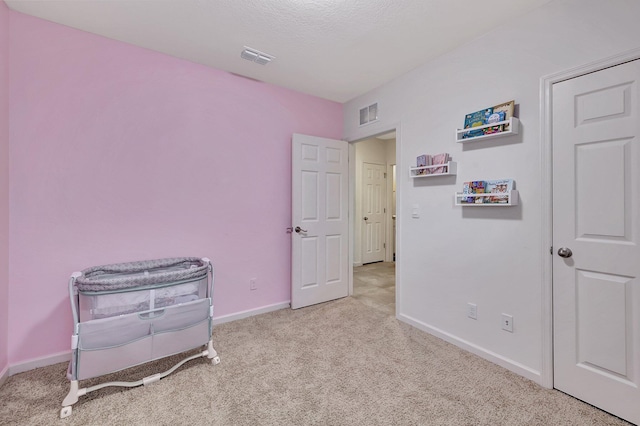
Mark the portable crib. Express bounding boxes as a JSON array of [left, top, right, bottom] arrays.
[[61, 257, 220, 419]]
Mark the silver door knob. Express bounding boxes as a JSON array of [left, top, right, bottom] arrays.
[[557, 247, 573, 258], [294, 226, 307, 234], [364, 217, 369, 221]]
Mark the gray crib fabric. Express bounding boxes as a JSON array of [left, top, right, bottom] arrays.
[[75, 257, 208, 292]]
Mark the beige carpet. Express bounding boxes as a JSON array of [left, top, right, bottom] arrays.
[[0, 297, 630, 426]]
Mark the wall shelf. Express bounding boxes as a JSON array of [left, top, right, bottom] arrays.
[[456, 117, 519, 143], [410, 161, 457, 178], [455, 190, 519, 206]]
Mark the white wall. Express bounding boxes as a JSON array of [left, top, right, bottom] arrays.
[[343, 0, 640, 384]]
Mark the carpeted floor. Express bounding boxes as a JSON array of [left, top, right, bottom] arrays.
[[353, 262, 395, 316], [0, 297, 630, 425]]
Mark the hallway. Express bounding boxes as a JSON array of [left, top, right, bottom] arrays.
[[352, 262, 395, 316]]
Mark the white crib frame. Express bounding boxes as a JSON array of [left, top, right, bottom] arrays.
[[60, 257, 220, 419]]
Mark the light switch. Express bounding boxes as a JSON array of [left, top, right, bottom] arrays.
[[412, 204, 420, 218]]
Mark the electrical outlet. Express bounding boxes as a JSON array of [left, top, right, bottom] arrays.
[[502, 314, 513, 332], [467, 303, 477, 320], [250, 278, 257, 291]]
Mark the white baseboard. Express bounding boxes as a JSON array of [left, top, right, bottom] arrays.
[[212, 301, 290, 325], [353, 262, 363, 267], [9, 350, 71, 376], [398, 313, 543, 385], [4, 302, 291, 378], [0, 363, 8, 387]]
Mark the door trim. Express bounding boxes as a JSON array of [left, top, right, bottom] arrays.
[[540, 47, 640, 389], [386, 163, 395, 263]]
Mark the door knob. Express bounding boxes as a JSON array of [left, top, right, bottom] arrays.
[[557, 247, 573, 258], [294, 226, 307, 234], [364, 217, 369, 221]]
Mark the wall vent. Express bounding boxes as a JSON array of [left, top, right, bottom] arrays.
[[241, 46, 274, 65], [359, 103, 379, 126]]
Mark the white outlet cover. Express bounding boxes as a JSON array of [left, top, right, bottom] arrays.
[[467, 303, 477, 320], [501, 314, 513, 332]]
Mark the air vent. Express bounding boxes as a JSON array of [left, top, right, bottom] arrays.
[[241, 47, 274, 65], [359, 103, 379, 126], [240, 50, 259, 61]]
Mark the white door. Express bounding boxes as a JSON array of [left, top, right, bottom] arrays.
[[291, 134, 349, 309], [553, 59, 640, 425], [362, 162, 386, 264]]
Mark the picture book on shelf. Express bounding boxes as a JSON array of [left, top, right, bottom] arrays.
[[462, 181, 486, 203], [484, 110, 506, 135], [462, 181, 472, 204], [471, 181, 486, 203], [485, 179, 514, 203], [487, 100, 515, 133], [416, 154, 432, 175], [463, 108, 493, 139], [431, 153, 450, 174], [461, 101, 516, 139]]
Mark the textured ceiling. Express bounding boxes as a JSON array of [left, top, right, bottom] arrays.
[[5, 0, 552, 102]]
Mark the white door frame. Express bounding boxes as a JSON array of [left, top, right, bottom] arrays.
[[386, 163, 396, 263], [347, 124, 402, 319], [540, 47, 640, 389]]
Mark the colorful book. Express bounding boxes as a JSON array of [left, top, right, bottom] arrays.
[[488, 100, 515, 133], [431, 153, 450, 174], [485, 179, 514, 203], [463, 108, 493, 139], [462, 182, 472, 203], [416, 154, 431, 175], [484, 111, 506, 135], [462, 181, 486, 203], [471, 181, 486, 203]]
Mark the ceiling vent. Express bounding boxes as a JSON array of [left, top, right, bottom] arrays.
[[359, 103, 379, 126], [241, 47, 274, 65]]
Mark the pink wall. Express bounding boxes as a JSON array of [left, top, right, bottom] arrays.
[[0, 2, 10, 373], [8, 12, 342, 364]]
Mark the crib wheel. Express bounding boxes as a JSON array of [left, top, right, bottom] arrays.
[[60, 406, 72, 419], [212, 356, 221, 365]]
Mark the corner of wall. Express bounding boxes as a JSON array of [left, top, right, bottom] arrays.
[[0, 364, 8, 387], [0, 0, 11, 381]]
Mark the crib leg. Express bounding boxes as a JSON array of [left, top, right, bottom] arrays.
[[61, 380, 80, 418], [205, 340, 221, 365]]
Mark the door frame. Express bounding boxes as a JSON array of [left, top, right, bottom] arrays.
[[347, 124, 401, 318], [385, 163, 396, 263], [540, 47, 640, 389]]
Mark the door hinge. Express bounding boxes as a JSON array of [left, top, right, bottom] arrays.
[[384, 172, 387, 178], [550, 246, 553, 255], [384, 208, 386, 213], [383, 243, 386, 248]]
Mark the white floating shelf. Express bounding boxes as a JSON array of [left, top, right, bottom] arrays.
[[455, 190, 519, 206], [456, 117, 519, 143], [410, 161, 457, 178]]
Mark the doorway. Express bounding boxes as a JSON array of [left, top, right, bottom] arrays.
[[351, 131, 397, 316]]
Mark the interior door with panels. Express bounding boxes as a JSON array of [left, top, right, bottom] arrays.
[[552, 59, 640, 425], [291, 134, 349, 309], [361, 162, 386, 264]]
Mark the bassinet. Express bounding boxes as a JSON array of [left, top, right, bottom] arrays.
[[60, 257, 220, 418]]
